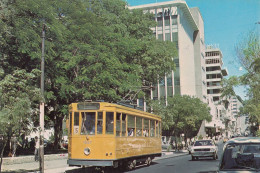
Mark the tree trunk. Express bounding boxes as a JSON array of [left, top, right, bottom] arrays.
[[54, 116, 63, 150], [184, 131, 187, 148], [0, 140, 7, 173], [174, 133, 178, 152]]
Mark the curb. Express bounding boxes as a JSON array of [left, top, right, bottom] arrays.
[[2, 153, 68, 165]]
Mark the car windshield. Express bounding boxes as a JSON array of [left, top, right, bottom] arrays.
[[220, 143, 260, 171], [194, 140, 213, 146]]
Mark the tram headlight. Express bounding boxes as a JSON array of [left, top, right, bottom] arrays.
[[84, 147, 91, 156]]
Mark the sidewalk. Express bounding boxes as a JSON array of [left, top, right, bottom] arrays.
[[2, 153, 68, 165], [1, 153, 69, 173], [1, 150, 188, 172]]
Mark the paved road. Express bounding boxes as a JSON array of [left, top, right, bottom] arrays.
[[1, 151, 188, 173], [129, 142, 224, 173], [2, 142, 224, 173]]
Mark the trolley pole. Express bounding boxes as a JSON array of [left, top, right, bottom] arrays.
[[39, 22, 46, 173]]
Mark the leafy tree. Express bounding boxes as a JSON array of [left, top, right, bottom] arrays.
[[0, 70, 41, 171], [221, 76, 239, 100], [151, 95, 211, 149], [235, 29, 260, 134], [0, 0, 177, 148]]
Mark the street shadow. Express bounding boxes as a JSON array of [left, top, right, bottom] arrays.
[[197, 171, 218, 173], [189, 158, 218, 162], [65, 162, 159, 173]]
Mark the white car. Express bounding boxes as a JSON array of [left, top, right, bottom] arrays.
[[191, 139, 218, 160]]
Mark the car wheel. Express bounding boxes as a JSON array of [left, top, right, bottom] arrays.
[[192, 156, 195, 161], [213, 153, 217, 160]]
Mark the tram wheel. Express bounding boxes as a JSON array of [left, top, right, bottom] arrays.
[[145, 157, 152, 166], [127, 160, 136, 170]]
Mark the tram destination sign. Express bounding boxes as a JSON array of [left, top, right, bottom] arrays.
[[77, 103, 100, 110]]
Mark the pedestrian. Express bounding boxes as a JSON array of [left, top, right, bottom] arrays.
[[10, 134, 21, 157], [34, 136, 40, 161], [30, 138, 35, 150], [24, 137, 29, 149]]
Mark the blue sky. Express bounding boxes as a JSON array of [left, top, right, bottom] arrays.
[[126, 0, 260, 100]]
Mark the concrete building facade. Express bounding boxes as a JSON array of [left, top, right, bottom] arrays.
[[129, 1, 207, 103], [205, 44, 228, 103]]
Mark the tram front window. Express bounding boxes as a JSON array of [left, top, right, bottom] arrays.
[[81, 112, 95, 135]]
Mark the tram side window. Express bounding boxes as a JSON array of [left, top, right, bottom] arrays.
[[127, 115, 135, 137], [106, 112, 114, 134], [97, 112, 103, 134], [122, 114, 126, 136], [143, 119, 149, 137], [116, 113, 121, 136], [74, 112, 79, 134], [150, 120, 155, 137], [136, 117, 142, 137], [81, 112, 96, 135]]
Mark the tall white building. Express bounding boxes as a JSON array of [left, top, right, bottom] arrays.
[[230, 96, 245, 134], [129, 0, 207, 103], [205, 45, 228, 103]]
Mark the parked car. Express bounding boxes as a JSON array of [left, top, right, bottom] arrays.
[[62, 136, 68, 149], [190, 139, 218, 161], [162, 141, 170, 150], [218, 137, 260, 172], [62, 139, 68, 149]]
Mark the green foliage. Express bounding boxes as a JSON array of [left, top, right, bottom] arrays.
[[235, 29, 260, 129], [0, 69, 41, 137], [151, 95, 211, 138], [198, 135, 203, 140], [0, 0, 178, 148], [221, 76, 239, 100], [167, 145, 172, 152], [256, 130, 260, 137]]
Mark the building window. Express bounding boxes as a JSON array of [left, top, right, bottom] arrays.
[[205, 51, 220, 57], [174, 59, 179, 67], [165, 33, 171, 41], [171, 15, 177, 25], [157, 17, 163, 27], [164, 16, 170, 26], [172, 32, 178, 49], [158, 34, 163, 41]]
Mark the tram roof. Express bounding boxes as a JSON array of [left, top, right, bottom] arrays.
[[70, 102, 161, 120]]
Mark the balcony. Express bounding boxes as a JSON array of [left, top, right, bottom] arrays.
[[206, 78, 222, 82], [221, 68, 228, 76], [207, 85, 222, 90], [206, 70, 222, 75]]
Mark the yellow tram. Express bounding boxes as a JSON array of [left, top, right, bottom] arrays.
[[67, 101, 162, 169]]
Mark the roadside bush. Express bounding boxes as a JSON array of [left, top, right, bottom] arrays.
[[167, 145, 172, 152], [256, 130, 260, 137], [198, 135, 203, 140]]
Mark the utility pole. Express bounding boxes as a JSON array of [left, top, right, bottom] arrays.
[[39, 22, 46, 173]]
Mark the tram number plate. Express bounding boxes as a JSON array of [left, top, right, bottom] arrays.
[[74, 126, 79, 134]]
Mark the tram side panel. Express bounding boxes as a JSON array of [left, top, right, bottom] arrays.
[[69, 136, 116, 161], [115, 137, 161, 159]]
